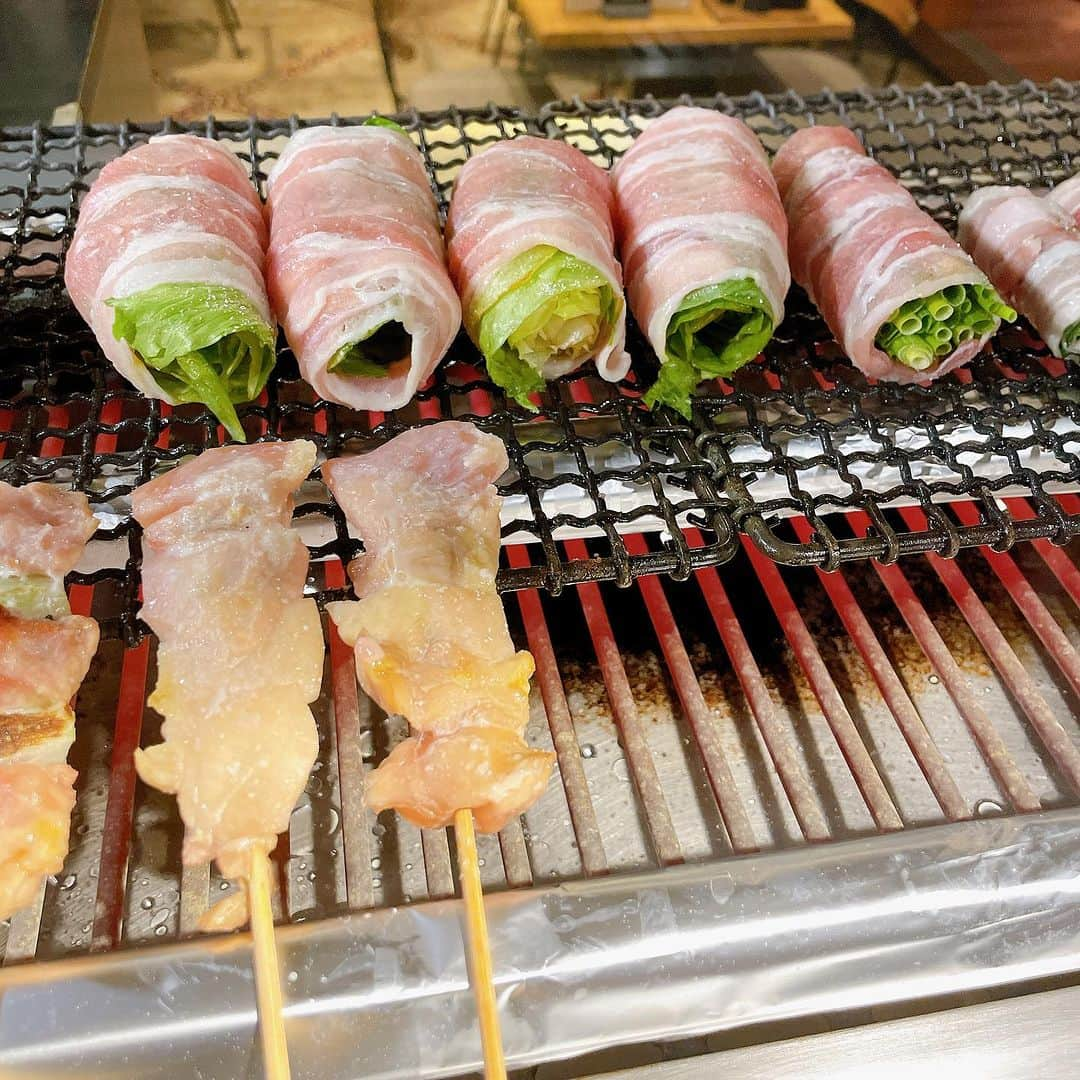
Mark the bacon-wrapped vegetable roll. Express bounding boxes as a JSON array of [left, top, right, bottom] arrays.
[[1, 482, 98, 922], [65, 134, 274, 440], [446, 138, 628, 408], [958, 186, 1080, 361], [613, 107, 790, 416], [265, 121, 461, 410], [326, 422, 554, 833], [772, 126, 1015, 382], [132, 442, 322, 930]]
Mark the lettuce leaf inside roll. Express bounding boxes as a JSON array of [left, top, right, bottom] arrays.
[[874, 284, 1016, 374], [327, 321, 412, 379], [645, 277, 775, 418], [107, 283, 276, 442], [473, 245, 621, 410], [1063, 321, 1080, 360]]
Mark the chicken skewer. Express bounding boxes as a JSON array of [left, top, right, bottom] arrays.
[[131, 441, 323, 1079], [0, 481, 98, 924], [326, 421, 556, 1078]]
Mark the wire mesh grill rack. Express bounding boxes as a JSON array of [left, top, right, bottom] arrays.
[[2, 80, 1080, 631]]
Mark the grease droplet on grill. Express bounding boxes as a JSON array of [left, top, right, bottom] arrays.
[[140, 897, 154, 910], [975, 799, 1004, 816], [580, 744, 596, 758], [287, 971, 298, 984], [370, 857, 381, 871], [59, 874, 77, 891], [928, 674, 940, 685], [154, 925, 168, 937]]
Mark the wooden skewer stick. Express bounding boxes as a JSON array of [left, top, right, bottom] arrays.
[[248, 848, 292, 1080], [454, 808, 507, 1080]]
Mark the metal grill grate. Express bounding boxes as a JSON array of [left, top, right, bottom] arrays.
[[2, 83, 1080, 626]]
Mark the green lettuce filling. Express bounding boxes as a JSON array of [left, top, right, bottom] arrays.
[[0, 572, 70, 620], [107, 283, 276, 442], [364, 116, 408, 134], [472, 245, 621, 410], [875, 283, 1016, 373], [1062, 320, 1080, 360], [645, 278, 775, 418], [327, 320, 412, 379]]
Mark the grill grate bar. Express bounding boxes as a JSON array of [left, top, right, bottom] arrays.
[[624, 533, 759, 853], [1008, 499, 1080, 612], [850, 513, 1043, 813], [955, 501, 1080, 707], [325, 559, 377, 911], [789, 516, 970, 822], [688, 531, 831, 843], [901, 506, 1080, 798], [178, 863, 209, 935], [507, 545, 610, 878], [567, 539, 684, 867], [743, 543, 905, 833], [90, 639, 148, 952]]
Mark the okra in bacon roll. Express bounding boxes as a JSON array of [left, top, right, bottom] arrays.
[[959, 186, 1080, 361], [612, 107, 790, 417], [65, 134, 275, 441], [265, 120, 461, 411], [772, 126, 1015, 382], [446, 137, 628, 408]]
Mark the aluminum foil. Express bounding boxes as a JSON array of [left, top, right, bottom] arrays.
[[3, 809, 1079, 1079]]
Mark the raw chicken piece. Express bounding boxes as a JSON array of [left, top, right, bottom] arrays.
[[0, 762, 77, 921], [131, 441, 322, 928], [0, 481, 98, 578], [324, 421, 507, 596], [326, 421, 554, 835], [0, 481, 98, 923], [365, 727, 555, 834]]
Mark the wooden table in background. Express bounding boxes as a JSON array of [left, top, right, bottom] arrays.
[[513, 0, 854, 50]]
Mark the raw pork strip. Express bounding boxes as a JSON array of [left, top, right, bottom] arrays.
[[773, 126, 1013, 383], [326, 422, 554, 833], [64, 134, 274, 439], [958, 186, 1080, 359], [1048, 172, 1080, 224], [265, 124, 461, 410], [132, 441, 322, 929], [0, 482, 98, 922], [446, 137, 628, 406], [613, 107, 790, 415]]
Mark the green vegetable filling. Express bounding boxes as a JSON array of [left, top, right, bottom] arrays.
[[875, 283, 1016, 373], [0, 572, 70, 620], [327, 321, 412, 378], [645, 277, 775, 418], [108, 283, 276, 442], [472, 245, 621, 410], [364, 116, 408, 134], [1062, 320, 1080, 360]]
